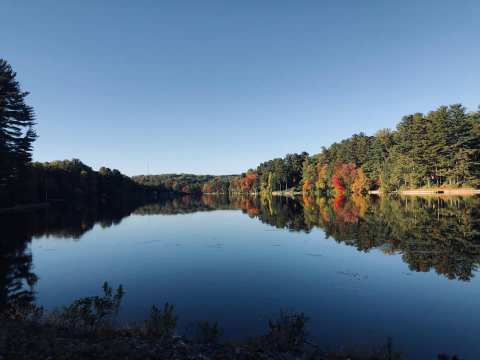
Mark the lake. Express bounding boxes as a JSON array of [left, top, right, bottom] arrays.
[[1, 195, 479, 359]]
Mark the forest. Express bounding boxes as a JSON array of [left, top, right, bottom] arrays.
[[132, 153, 309, 196], [0, 59, 163, 207], [134, 104, 480, 197], [1, 58, 479, 208], [303, 105, 480, 195], [20, 160, 163, 206], [132, 173, 236, 195], [229, 105, 480, 196]]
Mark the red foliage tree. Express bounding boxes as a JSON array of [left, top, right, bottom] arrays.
[[331, 175, 345, 195], [237, 172, 258, 193], [332, 163, 358, 194]]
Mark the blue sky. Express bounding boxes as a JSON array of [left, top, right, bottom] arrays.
[[2, 1, 479, 175]]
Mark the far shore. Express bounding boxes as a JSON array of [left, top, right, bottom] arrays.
[[272, 187, 480, 197], [369, 188, 480, 196], [2, 187, 479, 214], [0, 202, 51, 214], [399, 188, 480, 196]]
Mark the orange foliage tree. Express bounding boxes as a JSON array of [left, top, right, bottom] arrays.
[[351, 168, 368, 194], [202, 183, 214, 193], [316, 164, 329, 192], [302, 179, 315, 193], [332, 163, 359, 195], [237, 171, 258, 193]]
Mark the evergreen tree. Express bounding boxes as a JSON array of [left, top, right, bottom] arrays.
[[446, 104, 478, 185], [0, 59, 36, 204]]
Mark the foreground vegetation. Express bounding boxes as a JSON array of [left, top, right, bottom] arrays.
[[1, 283, 462, 360]]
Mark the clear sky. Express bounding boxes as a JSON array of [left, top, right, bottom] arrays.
[[2, 1, 479, 175]]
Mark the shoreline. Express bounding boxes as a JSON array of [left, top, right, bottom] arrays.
[[272, 187, 480, 197], [369, 188, 480, 196], [2, 187, 478, 214], [399, 188, 480, 196], [0, 202, 51, 214]]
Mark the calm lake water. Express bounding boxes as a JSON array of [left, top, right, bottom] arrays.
[[1, 195, 480, 359]]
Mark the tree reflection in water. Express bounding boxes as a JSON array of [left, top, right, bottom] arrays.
[[0, 201, 143, 308], [137, 194, 480, 281], [1, 195, 479, 308]]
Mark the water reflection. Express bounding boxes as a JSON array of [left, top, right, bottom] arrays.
[[0, 242, 36, 308], [0, 213, 37, 308], [0, 201, 142, 307], [1, 195, 480, 308], [136, 194, 480, 281], [301, 195, 480, 281]]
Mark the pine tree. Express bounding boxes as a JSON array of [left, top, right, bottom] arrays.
[[446, 104, 477, 185], [16, 128, 37, 166], [467, 109, 480, 185], [425, 106, 450, 185], [0, 59, 36, 204]]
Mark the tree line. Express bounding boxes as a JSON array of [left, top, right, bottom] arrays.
[[132, 153, 310, 196], [0, 59, 166, 207], [132, 174, 236, 195], [143, 103, 480, 197], [233, 105, 480, 196], [22, 159, 163, 206], [302, 105, 480, 195], [2, 58, 479, 207]]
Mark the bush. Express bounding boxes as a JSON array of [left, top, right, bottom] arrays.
[[0, 301, 44, 322], [266, 310, 308, 353], [144, 303, 178, 338], [48, 282, 124, 332], [195, 320, 222, 344]]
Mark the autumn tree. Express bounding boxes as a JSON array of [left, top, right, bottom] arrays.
[[302, 157, 317, 194], [351, 167, 368, 194], [332, 163, 357, 195]]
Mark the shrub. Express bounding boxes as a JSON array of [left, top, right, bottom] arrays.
[[48, 282, 124, 332], [195, 320, 222, 344], [0, 301, 44, 322], [144, 302, 178, 338], [266, 310, 308, 353]]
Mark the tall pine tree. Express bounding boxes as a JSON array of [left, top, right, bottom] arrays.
[[0, 59, 37, 205]]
